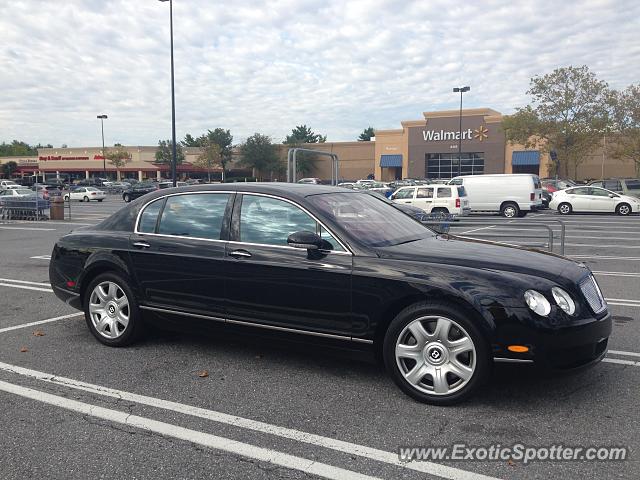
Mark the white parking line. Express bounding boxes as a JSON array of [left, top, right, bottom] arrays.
[[572, 255, 640, 261], [608, 350, 640, 358], [0, 312, 83, 334], [30, 255, 51, 260], [593, 271, 640, 277], [0, 226, 56, 231], [0, 380, 382, 480], [0, 278, 50, 285], [602, 358, 640, 367], [460, 225, 496, 235], [0, 361, 499, 480], [0, 283, 53, 293]]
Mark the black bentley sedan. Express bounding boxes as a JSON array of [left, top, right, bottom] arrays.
[[49, 183, 611, 404]]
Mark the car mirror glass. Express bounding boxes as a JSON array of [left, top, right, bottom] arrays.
[[287, 231, 322, 250]]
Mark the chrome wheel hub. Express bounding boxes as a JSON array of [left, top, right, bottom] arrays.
[[395, 316, 476, 396], [89, 281, 130, 339]]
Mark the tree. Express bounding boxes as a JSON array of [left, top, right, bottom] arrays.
[[239, 133, 280, 181], [358, 127, 375, 141], [502, 65, 611, 178], [608, 84, 640, 176], [154, 139, 185, 165], [0, 140, 39, 156], [1, 161, 18, 178], [106, 148, 132, 181], [193, 138, 221, 182], [284, 125, 327, 176], [202, 128, 233, 181], [181, 133, 202, 147]]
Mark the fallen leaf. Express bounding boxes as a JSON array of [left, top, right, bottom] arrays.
[[33, 330, 45, 337], [19, 347, 28, 353], [197, 370, 209, 378], [507, 460, 516, 467]]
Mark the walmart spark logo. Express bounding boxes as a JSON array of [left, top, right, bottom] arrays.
[[473, 126, 489, 142]]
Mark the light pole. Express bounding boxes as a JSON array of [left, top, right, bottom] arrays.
[[159, 0, 177, 187], [97, 114, 108, 179], [453, 86, 470, 177]]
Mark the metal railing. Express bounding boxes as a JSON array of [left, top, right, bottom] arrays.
[[419, 216, 566, 255]]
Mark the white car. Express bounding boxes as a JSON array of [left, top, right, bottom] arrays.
[[391, 184, 470, 216], [1, 180, 20, 190], [64, 187, 107, 202], [0, 188, 35, 197], [550, 186, 640, 216]]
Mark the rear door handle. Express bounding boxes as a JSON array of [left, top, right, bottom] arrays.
[[229, 249, 252, 258], [132, 241, 151, 249]]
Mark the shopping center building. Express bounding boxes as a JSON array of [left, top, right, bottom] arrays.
[[1, 107, 634, 182]]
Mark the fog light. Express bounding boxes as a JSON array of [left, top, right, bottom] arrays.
[[551, 287, 576, 315], [524, 290, 551, 316], [508, 345, 529, 353]]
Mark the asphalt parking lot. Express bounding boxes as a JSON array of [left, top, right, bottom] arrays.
[[0, 196, 638, 480]]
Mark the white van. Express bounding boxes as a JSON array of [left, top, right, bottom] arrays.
[[391, 184, 470, 216], [448, 174, 542, 217]]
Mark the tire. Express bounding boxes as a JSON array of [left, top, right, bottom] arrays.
[[616, 203, 631, 216], [63, 195, 69, 201], [83, 196, 89, 202], [500, 202, 519, 218], [98, 199, 103, 202], [83, 272, 144, 347], [518, 211, 528, 217], [123, 194, 131, 203], [383, 301, 490, 405], [558, 203, 572, 215]]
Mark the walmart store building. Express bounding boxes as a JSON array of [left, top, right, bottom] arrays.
[[1, 108, 633, 182]]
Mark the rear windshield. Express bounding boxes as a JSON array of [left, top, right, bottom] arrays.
[[626, 180, 640, 190], [457, 186, 467, 197], [533, 176, 541, 188]]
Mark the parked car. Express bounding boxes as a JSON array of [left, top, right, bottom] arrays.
[[541, 178, 576, 193], [449, 174, 543, 217], [297, 178, 322, 185], [0, 180, 20, 190], [49, 183, 611, 405], [391, 184, 470, 216], [64, 186, 106, 202], [32, 185, 62, 199], [550, 186, 640, 215], [122, 182, 158, 202], [364, 190, 428, 220], [588, 178, 640, 199], [541, 190, 552, 209], [0, 188, 37, 197]]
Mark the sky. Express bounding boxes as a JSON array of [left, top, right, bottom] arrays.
[[1, 0, 639, 148]]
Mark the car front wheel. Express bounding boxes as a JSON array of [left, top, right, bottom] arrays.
[[617, 203, 631, 216], [501, 202, 519, 218], [383, 302, 489, 405], [83, 272, 144, 347]]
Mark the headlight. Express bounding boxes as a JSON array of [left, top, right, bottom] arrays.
[[524, 290, 551, 316], [551, 287, 576, 315]]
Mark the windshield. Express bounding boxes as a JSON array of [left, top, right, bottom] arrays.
[[307, 192, 434, 247]]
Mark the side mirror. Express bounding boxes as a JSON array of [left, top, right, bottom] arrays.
[[287, 231, 322, 250], [608, 193, 615, 198]]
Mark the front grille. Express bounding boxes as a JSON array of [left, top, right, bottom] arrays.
[[580, 275, 607, 315]]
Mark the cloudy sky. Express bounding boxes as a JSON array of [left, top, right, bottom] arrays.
[[1, 0, 638, 147]]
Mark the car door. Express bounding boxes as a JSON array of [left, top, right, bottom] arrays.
[[415, 187, 435, 212], [588, 187, 617, 212], [224, 193, 353, 337], [72, 187, 85, 200], [127, 192, 233, 319], [565, 187, 591, 212], [391, 187, 416, 206]]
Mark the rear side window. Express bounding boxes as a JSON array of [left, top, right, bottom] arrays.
[[604, 180, 622, 191], [626, 180, 640, 191], [457, 186, 467, 197], [436, 187, 451, 198], [416, 187, 433, 199], [138, 199, 164, 233], [156, 193, 231, 240], [568, 187, 590, 195]]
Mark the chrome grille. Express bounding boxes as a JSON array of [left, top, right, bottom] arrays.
[[580, 275, 607, 315]]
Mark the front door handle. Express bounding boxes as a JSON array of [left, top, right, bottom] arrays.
[[132, 241, 151, 249], [229, 249, 252, 258]]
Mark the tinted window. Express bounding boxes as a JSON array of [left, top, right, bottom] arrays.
[[394, 188, 414, 199], [308, 192, 434, 247], [568, 187, 590, 195], [138, 199, 165, 233], [239, 195, 344, 250], [589, 188, 611, 197], [590, 181, 603, 188], [457, 186, 467, 197], [436, 187, 451, 198], [157, 193, 230, 240], [416, 188, 434, 199], [626, 180, 640, 190]]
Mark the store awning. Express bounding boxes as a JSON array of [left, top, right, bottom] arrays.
[[512, 151, 540, 166], [380, 154, 402, 168]]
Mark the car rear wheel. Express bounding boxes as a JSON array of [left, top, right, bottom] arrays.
[[83, 272, 144, 347], [616, 203, 631, 216], [383, 302, 489, 405], [558, 202, 572, 215], [83, 196, 89, 202], [501, 202, 519, 218], [123, 193, 131, 202], [63, 195, 69, 201], [98, 199, 103, 202]]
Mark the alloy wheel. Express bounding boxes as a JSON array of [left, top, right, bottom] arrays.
[[395, 316, 476, 396], [618, 204, 630, 215], [559, 204, 571, 215], [88, 281, 130, 339], [503, 206, 516, 218]]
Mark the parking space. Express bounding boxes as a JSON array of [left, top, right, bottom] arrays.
[[1, 201, 639, 479]]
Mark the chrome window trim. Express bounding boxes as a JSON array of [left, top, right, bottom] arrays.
[[134, 191, 234, 241], [493, 357, 534, 363], [236, 192, 353, 255], [140, 305, 371, 343]]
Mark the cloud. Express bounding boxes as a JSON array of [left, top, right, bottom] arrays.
[[0, 0, 638, 147]]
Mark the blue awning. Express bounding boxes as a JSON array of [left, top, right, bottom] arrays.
[[380, 154, 402, 168], [512, 150, 540, 166]]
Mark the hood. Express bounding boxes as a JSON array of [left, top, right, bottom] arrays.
[[374, 234, 589, 283]]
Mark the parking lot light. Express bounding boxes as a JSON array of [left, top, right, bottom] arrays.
[[452, 86, 470, 177], [158, 0, 178, 188], [97, 114, 108, 178]]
